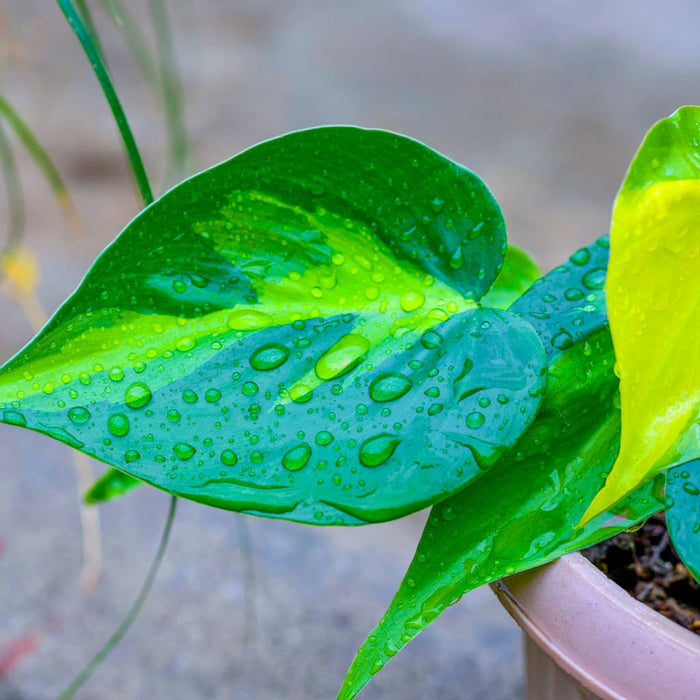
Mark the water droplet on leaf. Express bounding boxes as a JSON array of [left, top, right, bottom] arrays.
[[108, 413, 130, 437], [359, 433, 401, 467], [250, 343, 290, 371], [282, 442, 312, 471], [173, 442, 196, 460], [68, 406, 91, 424], [125, 382, 152, 409], [369, 373, 413, 402]]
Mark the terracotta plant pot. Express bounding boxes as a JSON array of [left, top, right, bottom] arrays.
[[491, 552, 700, 700]]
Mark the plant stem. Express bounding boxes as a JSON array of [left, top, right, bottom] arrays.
[[57, 496, 178, 699], [55, 0, 154, 206], [0, 120, 24, 252], [0, 94, 80, 232], [149, 0, 189, 184]]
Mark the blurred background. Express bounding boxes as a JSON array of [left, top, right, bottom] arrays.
[[1, 1, 700, 698]]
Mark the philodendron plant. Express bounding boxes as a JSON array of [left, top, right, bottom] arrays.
[[3, 32, 700, 691]]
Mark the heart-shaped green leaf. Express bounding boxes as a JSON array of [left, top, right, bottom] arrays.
[[338, 238, 665, 698], [0, 126, 547, 524], [86, 241, 540, 508], [584, 107, 700, 520], [666, 459, 700, 580]]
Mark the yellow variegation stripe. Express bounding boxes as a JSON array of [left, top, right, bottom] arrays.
[[0, 193, 470, 409], [582, 178, 700, 521]]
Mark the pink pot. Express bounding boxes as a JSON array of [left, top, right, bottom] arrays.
[[492, 552, 700, 700]]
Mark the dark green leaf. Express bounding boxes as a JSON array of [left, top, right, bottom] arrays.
[[0, 127, 546, 525]]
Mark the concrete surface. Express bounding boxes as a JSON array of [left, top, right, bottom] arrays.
[[1, 1, 700, 698]]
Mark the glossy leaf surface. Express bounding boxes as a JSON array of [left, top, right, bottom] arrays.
[[339, 238, 665, 698], [87, 242, 540, 509], [584, 107, 700, 519], [0, 126, 548, 525], [666, 459, 700, 580]]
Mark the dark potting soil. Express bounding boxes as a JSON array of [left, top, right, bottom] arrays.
[[582, 514, 700, 634]]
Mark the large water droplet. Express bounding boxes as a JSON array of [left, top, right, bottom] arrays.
[[570, 248, 590, 266], [448, 247, 464, 269], [176, 336, 196, 352], [241, 381, 259, 396], [167, 409, 181, 422], [420, 330, 443, 350], [125, 382, 152, 409], [683, 481, 700, 496], [465, 411, 485, 429], [250, 343, 290, 371], [400, 290, 425, 312], [282, 442, 312, 471], [582, 267, 606, 290], [369, 373, 412, 403], [108, 366, 124, 382], [173, 442, 196, 460], [315, 333, 371, 381], [124, 449, 140, 463], [359, 433, 401, 467], [315, 430, 334, 446], [108, 413, 130, 437], [227, 309, 273, 331], [68, 406, 91, 424], [205, 388, 222, 403], [290, 383, 313, 403], [181, 391, 198, 406], [220, 449, 238, 466]]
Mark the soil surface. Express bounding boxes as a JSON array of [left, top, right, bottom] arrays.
[[583, 515, 700, 634]]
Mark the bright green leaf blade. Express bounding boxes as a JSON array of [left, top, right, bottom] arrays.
[[85, 467, 144, 504], [584, 106, 700, 521], [666, 459, 700, 580], [340, 324, 664, 699], [0, 127, 546, 525], [480, 244, 539, 309]]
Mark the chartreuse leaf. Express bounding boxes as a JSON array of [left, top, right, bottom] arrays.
[[0, 126, 548, 525], [339, 238, 664, 698], [583, 107, 700, 521], [666, 459, 700, 580], [479, 244, 539, 309]]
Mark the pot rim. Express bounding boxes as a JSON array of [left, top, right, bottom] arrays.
[[492, 551, 700, 700]]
